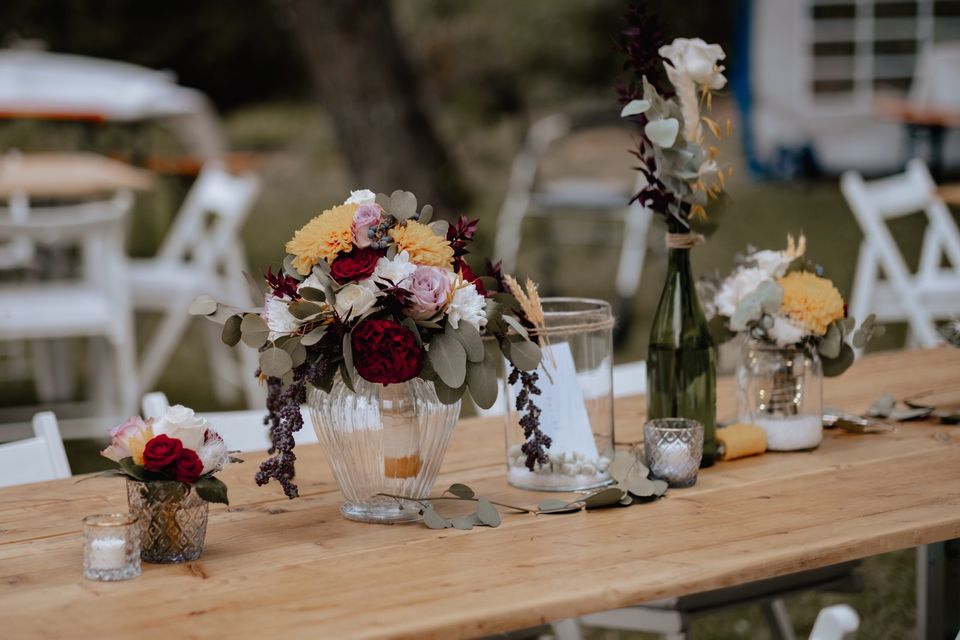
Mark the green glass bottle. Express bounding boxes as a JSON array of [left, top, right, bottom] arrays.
[[646, 219, 717, 466]]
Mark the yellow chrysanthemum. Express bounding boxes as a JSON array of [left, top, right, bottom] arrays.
[[389, 221, 454, 269], [778, 271, 845, 336], [285, 203, 358, 275]]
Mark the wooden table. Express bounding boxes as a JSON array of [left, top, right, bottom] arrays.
[[2, 348, 959, 639], [0, 151, 153, 199]]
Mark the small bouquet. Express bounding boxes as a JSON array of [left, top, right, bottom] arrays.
[[193, 189, 547, 498], [101, 404, 234, 503], [709, 235, 883, 374], [618, 5, 732, 229]]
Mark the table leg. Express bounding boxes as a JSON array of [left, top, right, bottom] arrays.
[[918, 541, 960, 639]]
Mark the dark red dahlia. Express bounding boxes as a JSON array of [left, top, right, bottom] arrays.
[[351, 319, 424, 384]]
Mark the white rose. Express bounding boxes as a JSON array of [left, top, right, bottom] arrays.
[[153, 405, 208, 451], [373, 250, 417, 287], [446, 282, 487, 331], [715, 267, 770, 318], [659, 37, 727, 90], [263, 294, 301, 340], [344, 189, 376, 206], [768, 315, 807, 347], [751, 250, 791, 278], [334, 282, 377, 320], [197, 435, 230, 475]]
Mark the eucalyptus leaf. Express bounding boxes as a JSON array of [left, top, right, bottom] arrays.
[[537, 499, 577, 513], [652, 479, 669, 496], [429, 220, 450, 237], [389, 190, 418, 219], [282, 339, 307, 368], [342, 333, 355, 380], [419, 204, 434, 225], [583, 487, 627, 509], [620, 99, 651, 117], [339, 361, 356, 393], [447, 483, 475, 499], [645, 117, 679, 147], [477, 498, 501, 527], [283, 254, 300, 279], [505, 338, 541, 372], [188, 295, 218, 316], [755, 281, 784, 314], [821, 343, 855, 377], [386, 244, 398, 260], [221, 314, 242, 347], [819, 323, 843, 359], [421, 505, 451, 529], [466, 358, 499, 410], [299, 287, 326, 303], [300, 325, 327, 346], [625, 477, 657, 497], [433, 378, 466, 405], [119, 457, 146, 481], [890, 407, 934, 421], [867, 393, 897, 418], [240, 314, 270, 348], [450, 321, 484, 362], [451, 514, 479, 530], [288, 300, 323, 320], [260, 347, 293, 378], [501, 314, 529, 340], [429, 333, 467, 389]]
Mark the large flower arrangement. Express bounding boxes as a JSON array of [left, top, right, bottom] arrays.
[[709, 235, 884, 374], [617, 5, 731, 226], [193, 189, 547, 498], [102, 405, 234, 503]]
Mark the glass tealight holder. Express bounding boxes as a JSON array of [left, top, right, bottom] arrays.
[[644, 419, 704, 488], [504, 298, 615, 492], [83, 513, 140, 581]]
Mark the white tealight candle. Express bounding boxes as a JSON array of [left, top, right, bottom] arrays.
[[89, 537, 127, 571]]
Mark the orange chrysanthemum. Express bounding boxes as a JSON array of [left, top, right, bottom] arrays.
[[285, 204, 358, 275], [778, 271, 845, 336], [389, 221, 454, 269]]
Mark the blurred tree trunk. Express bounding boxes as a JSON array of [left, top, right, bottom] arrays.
[[290, 0, 470, 216]]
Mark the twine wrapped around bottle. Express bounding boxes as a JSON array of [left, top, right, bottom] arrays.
[[665, 232, 706, 249]]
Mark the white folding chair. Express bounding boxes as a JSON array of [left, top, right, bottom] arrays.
[[0, 192, 139, 416], [141, 391, 318, 453], [492, 111, 653, 343], [0, 411, 71, 487], [127, 164, 262, 407], [842, 159, 960, 347]]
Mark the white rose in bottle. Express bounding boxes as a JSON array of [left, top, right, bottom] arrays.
[[152, 405, 209, 452], [334, 282, 377, 320]]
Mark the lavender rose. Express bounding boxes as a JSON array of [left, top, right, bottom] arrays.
[[352, 204, 382, 248], [405, 266, 454, 320]]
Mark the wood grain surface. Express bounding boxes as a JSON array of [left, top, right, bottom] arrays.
[[2, 348, 959, 639]]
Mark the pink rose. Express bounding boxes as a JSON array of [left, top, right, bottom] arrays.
[[352, 204, 383, 248], [101, 416, 152, 462], [405, 266, 454, 320]]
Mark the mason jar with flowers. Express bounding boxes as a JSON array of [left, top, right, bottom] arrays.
[[192, 189, 548, 523], [101, 405, 236, 562], [710, 236, 884, 450]]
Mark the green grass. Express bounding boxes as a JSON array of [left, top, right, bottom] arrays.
[[2, 99, 948, 637]]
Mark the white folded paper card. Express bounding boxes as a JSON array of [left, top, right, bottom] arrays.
[[511, 340, 598, 459]]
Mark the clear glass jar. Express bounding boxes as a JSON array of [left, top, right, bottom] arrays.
[[83, 513, 140, 581], [127, 480, 209, 563], [309, 377, 460, 523], [643, 418, 703, 488], [504, 298, 615, 491], [736, 338, 824, 451]]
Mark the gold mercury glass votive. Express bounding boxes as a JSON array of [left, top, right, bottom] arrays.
[[82, 513, 141, 581], [643, 418, 704, 488]]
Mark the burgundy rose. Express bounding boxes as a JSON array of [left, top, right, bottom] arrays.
[[173, 449, 204, 484], [351, 318, 424, 384], [330, 247, 381, 284], [142, 434, 183, 472]]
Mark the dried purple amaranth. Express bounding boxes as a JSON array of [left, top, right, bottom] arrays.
[[508, 366, 550, 470], [256, 351, 336, 499]]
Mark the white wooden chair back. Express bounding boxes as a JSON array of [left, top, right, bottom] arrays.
[[910, 42, 960, 109], [0, 412, 70, 487], [842, 159, 960, 347], [141, 392, 317, 453], [155, 164, 260, 275]]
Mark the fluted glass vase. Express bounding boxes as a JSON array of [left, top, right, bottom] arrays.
[[308, 376, 461, 523], [126, 480, 208, 563]]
